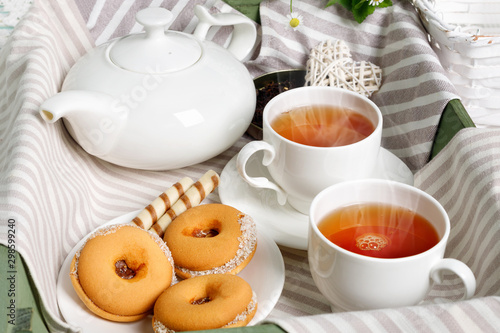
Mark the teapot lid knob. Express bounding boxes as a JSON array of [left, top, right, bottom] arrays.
[[136, 7, 173, 39], [109, 7, 202, 74]]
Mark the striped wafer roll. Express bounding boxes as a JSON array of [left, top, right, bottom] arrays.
[[129, 177, 194, 230], [150, 170, 220, 238]]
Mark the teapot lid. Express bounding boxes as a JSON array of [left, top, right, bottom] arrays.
[[109, 7, 202, 74]]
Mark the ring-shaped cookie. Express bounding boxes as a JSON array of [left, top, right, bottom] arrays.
[[163, 204, 257, 279], [70, 224, 175, 322], [152, 274, 257, 332]]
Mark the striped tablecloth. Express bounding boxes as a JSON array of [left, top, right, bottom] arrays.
[[0, 0, 498, 332]]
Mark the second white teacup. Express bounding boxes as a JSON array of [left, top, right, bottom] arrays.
[[237, 86, 383, 214], [308, 179, 476, 311]]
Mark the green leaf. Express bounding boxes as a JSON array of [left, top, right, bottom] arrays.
[[352, 1, 376, 23], [379, 0, 393, 8], [325, 0, 393, 23], [354, 0, 367, 10]]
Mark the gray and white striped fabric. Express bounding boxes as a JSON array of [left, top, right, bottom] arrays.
[[0, 0, 498, 332]]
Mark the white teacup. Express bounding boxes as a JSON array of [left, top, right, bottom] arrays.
[[308, 179, 476, 312], [237, 86, 383, 214]]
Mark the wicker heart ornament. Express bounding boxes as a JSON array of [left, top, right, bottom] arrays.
[[305, 39, 382, 97]]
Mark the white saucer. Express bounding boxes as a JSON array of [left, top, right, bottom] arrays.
[[219, 148, 414, 250], [56, 210, 285, 332]]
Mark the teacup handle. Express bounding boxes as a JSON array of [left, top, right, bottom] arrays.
[[430, 258, 476, 300], [236, 141, 288, 205]]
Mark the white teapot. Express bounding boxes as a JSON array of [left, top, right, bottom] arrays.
[[39, 6, 257, 170]]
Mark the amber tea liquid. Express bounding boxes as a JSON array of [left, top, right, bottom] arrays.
[[270, 104, 375, 147], [318, 203, 440, 259]]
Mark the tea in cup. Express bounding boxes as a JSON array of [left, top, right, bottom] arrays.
[[237, 86, 383, 214], [308, 179, 476, 311]]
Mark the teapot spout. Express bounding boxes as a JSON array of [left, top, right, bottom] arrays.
[[40, 90, 117, 122], [39, 90, 128, 157]]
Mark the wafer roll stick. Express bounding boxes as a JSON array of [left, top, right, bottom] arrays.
[[150, 170, 220, 238], [129, 177, 194, 230]]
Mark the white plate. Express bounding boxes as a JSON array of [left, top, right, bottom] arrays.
[[56, 210, 284, 333], [219, 147, 414, 250]]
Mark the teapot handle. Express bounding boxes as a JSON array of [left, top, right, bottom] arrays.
[[193, 5, 257, 62]]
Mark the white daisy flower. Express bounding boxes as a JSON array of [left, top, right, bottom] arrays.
[[369, 0, 384, 5], [286, 12, 304, 31]]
